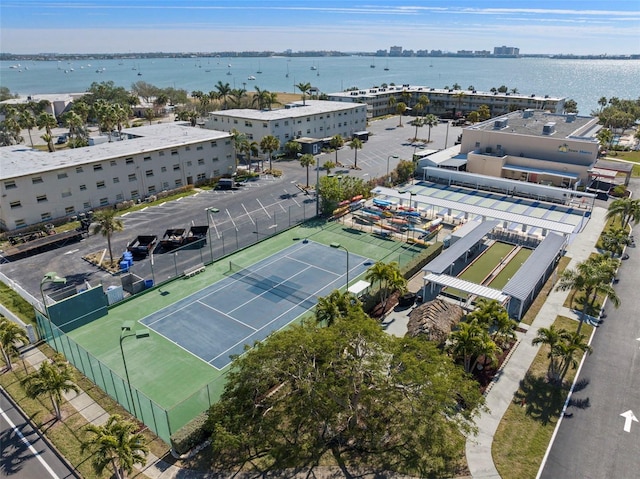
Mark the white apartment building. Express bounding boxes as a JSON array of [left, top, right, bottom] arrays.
[[203, 100, 368, 152], [328, 85, 565, 119], [0, 123, 234, 231], [459, 110, 600, 187]]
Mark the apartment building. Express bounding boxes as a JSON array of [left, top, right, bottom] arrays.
[[0, 123, 233, 231]]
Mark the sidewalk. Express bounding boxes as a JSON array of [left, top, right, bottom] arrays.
[[464, 206, 608, 478]]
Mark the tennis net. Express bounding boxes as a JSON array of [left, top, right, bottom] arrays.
[[227, 261, 318, 310]]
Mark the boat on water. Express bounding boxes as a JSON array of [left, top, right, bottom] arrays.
[[310, 65, 317, 70], [248, 75, 256, 80]]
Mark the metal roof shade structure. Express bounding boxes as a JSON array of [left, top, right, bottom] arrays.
[[502, 163, 579, 180], [502, 232, 566, 319], [372, 186, 576, 235], [423, 273, 510, 304], [422, 220, 499, 275]]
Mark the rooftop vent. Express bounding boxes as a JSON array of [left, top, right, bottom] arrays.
[[542, 122, 556, 135], [523, 109, 534, 119], [566, 113, 577, 123], [493, 118, 509, 129]]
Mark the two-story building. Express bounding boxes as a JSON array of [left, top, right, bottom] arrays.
[[0, 123, 234, 231]]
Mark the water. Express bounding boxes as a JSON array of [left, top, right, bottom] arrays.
[[2, 56, 638, 114]]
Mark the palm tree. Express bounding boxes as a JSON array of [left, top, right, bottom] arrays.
[[416, 94, 430, 115], [329, 134, 344, 165], [557, 332, 592, 380], [252, 86, 269, 110], [453, 91, 466, 118], [315, 290, 360, 326], [295, 82, 312, 106], [229, 88, 247, 107], [22, 355, 79, 420], [606, 198, 640, 230], [387, 95, 397, 114], [298, 153, 315, 187], [36, 112, 58, 152], [231, 129, 247, 166], [449, 321, 498, 373], [396, 102, 407, 126], [82, 414, 149, 479], [19, 110, 37, 147], [215, 81, 231, 110], [601, 226, 630, 257], [260, 135, 280, 172], [410, 117, 425, 142], [531, 325, 571, 384], [92, 209, 125, 266], [598, 96, 608, 113], [424, 114, 439, 142], [0, 316, 29, 371], [365, 261, 406, 310], [466, 298, 516, 348], [349, 137, 363, 169], [322, 160, 336, 175]]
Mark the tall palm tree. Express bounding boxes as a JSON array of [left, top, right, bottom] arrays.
[[315, 290, 360, 327], [410, 117, 425, 142], [365, 261, 406, 310], [387, 95, 397, 115], [252, 86, 269, 110], [329, 134, 344, 165], [449, 321, 498, 373], [19, 110, 37, 147], [531, 325, 571, 384], [557, 332, 592, 380], [36, 112, 58, 152], [215, 81, 231, 110], [0, 316, 29, 371], [22, 355, 79, 420], [229, 88, 247, 107], [295, 82, 312, 106], [601, 226, 630, 257], [396, 102, 407, 126], [416, 94, 430, 115], [82, 414, 149, 479], [453, 91, 466, 117], [606, 197, 640, 230], [424, 114, 439, 142], [298, 153, 315, 187], [260, 135, 280, 172], [92, 209, 125, 266], [349, 137, 363, 169], [231, 129, 247, 166]]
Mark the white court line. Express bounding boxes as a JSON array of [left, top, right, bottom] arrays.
[[0, 403, 61, 479], [195, 300, 257, 331]]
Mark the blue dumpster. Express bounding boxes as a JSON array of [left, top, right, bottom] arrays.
[[144, 279, 154, 289]]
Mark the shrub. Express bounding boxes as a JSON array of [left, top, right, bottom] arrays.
[[170, 411, 209, 455]]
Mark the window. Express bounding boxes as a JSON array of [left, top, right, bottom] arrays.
[[83, 201, 92, 209], [64, 206, 75, 215], [210, 141, 217, 147], [263, 122, 268, 128], [116, 194, 124, 202], [79, 184, 87, 191], [93, 164, 103, 171], [225, 140, 231, 145], [285, 133, 290, 139], [32, 176, 43, 184], [100, 198, 109, 206], [145, 170, 154, 177], [197, 173, 206, 181], [128, 173, 136, 182], [198, 158, 204, 165], [171, 150, 178, 156], [162, 182, 169, 189], [36, 195, 47, 203], [76, 166, 83, 173], [306, 129, 311, 134], [234, 119, 238, 124], [41, 212, 52, 221], [126, 157, 134, 165], [284, 120, 289, 126], [161, 166, 167, 172], [10, 201, 21, 209], [245, 121, 253, 127], [61, 189, 72, 198], [144, 156, 151, 161], [196, 145, 203, 151], [212, 157, 219, 162], [173, 164, 180, 170], [213, 169, 220, 176], [306, 118, 310, 122], [15, 219, 26, 228], [112, 176, 120, 184], [475, 142, 480, 148], [159, 151, 165, 156], [175, 179, 183, 187], [186, 161, 192, 167], [185, 146, 191, 151], [131, 190, 139, 199], [110, 160, 117, 166], [4, 180, 16, 189], [96, 181, 106, 189], [57, 172, 68, 179], [148, 185, 156, 194]]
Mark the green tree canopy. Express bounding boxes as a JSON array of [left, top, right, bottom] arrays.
[[207, 315, 484, 475]]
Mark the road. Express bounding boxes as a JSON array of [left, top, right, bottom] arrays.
[[539, 179, 640, 479], [0, 387, 78, 478], [0, 116, 463, 301]]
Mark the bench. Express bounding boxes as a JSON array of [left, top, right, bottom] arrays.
[[184, 263, 205, 278]]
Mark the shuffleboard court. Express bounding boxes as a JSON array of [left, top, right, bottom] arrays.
[[140, 241, 371, 369]]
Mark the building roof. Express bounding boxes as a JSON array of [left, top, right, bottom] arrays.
[[0, 123, 231, 180], [593, 159, 634, 174], [207, 100, 364, 121], [0, 92, 86, 106], [423, 273, 509, 303], [467, 110, 599, 140], [502, 232, 566, 301], [422, 220, 499, 274]]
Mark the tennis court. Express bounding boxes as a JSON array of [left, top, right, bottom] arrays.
[[139, 240, 371, 369]]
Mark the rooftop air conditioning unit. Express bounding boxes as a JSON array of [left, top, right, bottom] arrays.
[[542, 122, 556, 135]]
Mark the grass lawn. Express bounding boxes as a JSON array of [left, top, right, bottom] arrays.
[[0, 281, 37, 326], [492, 315, 594, 479]]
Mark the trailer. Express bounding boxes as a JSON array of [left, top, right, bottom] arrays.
[[159, 228, 187, 251], [127, 235, 157, 258], [183, 225, 209, 247], [1, 229, 84, 260]]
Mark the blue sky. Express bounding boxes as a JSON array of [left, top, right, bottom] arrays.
[[1, 0, 639, 55]]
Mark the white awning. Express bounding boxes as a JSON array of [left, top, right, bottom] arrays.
[[348, 280, 370, 296], [587, 167, 618, 179], [424, 273, 509, 303]]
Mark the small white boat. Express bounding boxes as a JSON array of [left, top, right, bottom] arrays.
[[247, 75, 256, 80]]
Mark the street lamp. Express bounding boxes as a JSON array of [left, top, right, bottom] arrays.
[[119, 322, 149, 418], [206, 207, 220, 261], [40, 272, 66, 351], [330, 243, 350, 290], [387, 155, 399, 185]]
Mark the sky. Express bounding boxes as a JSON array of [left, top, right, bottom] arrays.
[[1, 0, 639, 55]]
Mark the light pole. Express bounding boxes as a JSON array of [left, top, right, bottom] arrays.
[[206, 207, 219, 261], [119, 322, 149, 418], [387, 155, 399, 186], [330, 243, 350, 290], [444, 120, 451, 148], [40, 272, 66, 351]]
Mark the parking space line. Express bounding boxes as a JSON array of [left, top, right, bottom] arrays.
[[256, 198, 271, 218], [241, 203, 255, 225]]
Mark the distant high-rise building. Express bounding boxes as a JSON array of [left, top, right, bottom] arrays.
[[493, 45, 520, 56], [389, 46, 403, 57]]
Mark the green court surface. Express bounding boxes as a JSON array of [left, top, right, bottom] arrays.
[[487, 247, 533, 290], [65, 220, 426, 442]]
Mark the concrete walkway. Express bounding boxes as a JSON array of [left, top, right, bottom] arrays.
[[464, 206, 608, 479]]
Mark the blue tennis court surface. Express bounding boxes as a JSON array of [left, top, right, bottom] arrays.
[[140, 241, 372, 369]]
